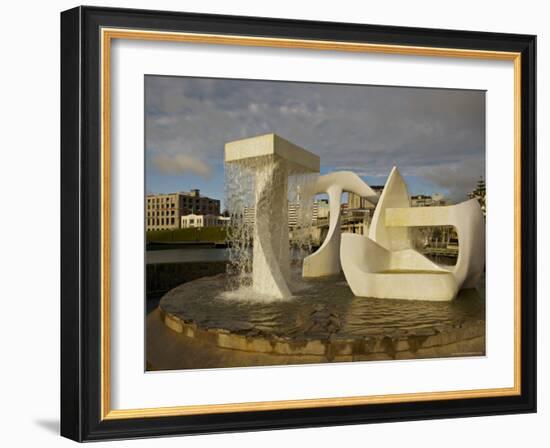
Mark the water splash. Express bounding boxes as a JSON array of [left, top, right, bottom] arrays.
[[224, 154, 317, 301]]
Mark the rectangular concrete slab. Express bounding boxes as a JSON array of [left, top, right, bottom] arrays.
[[386, 206, 454, 227], [225, 133, 320, 172]]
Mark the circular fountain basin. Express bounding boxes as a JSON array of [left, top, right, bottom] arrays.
[[158, 273, 485, 364]]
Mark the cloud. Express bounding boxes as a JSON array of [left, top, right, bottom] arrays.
[[420, 156, 484, 201], [145, 76, 485, 199], [152, 153, 212, 178]]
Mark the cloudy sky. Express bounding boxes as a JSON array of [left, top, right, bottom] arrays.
[[145, 75, 485, 207]]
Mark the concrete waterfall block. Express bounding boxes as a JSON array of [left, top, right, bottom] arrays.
[[341, 166, 485, 301], [225, 133, 320, 299], [302, 171, 377, 278]]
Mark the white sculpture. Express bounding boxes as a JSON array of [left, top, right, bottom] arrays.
[[341, 167, 485, 301], [302, 171, 377, 278], [225, 133, 320, 299], [224, 133, 484, 302]]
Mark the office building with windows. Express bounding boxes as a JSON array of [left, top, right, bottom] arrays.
[[146, 189, 221, 231]]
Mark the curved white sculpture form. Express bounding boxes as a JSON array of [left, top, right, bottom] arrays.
[[368, 166, 412, 251], [225, 134, 320, 299], [302, 171, 377, 278], [341, 166, 485, 301], [224, 131, 484, 302], [341, 234, 456, 301], [385, 198, 485, 289]]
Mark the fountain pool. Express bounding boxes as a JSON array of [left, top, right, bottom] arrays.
[[157, 270, 485, 366], [148, 133, 486, 370]]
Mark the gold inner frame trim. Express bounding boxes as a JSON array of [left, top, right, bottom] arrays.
[[100, 27, 522, 420]]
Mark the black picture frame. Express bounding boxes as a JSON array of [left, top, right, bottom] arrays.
[[61, 5, 536, 442]]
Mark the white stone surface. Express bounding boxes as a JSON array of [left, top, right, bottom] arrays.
[[385, 199, 486, 289], [342, 167, 485, 301], [225, 133, 320, 172], [368, 166, 412, 251], [225, 134, 320, 298], [302, 171, 377, 277], [341, 234, 457, 301]]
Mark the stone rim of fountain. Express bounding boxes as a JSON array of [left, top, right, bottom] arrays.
[[158, 275, 486, 360]]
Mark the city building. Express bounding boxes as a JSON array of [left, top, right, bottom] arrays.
[[347, 191, 377, 211], [181, 214, 228, 229], [243, 206, 256, 226], [146, 189, 220, 231], [288, 203, 301, 228], [410, 193, 446, 207], [341, 190, 379, 236], [218, 216, 231, 227], [243, 199, 331, 228], [312, 199, 330, 223]]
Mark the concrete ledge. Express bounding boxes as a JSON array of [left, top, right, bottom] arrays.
[[225, 133, 320, 172], [153, 274, 485, 369], [158, 306, 485, 360], [148, 308, 485, 370]]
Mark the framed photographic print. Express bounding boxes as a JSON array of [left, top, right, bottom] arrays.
[[60, 6, 537, 441]]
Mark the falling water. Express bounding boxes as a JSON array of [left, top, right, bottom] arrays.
[[224, 154, 317, 300], [288, 169, 317, 263], [224, 157, 256, 291]]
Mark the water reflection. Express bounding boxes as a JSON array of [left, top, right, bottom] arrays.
[[146, 248, 229, 264], [160, 271, 485, 340]]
